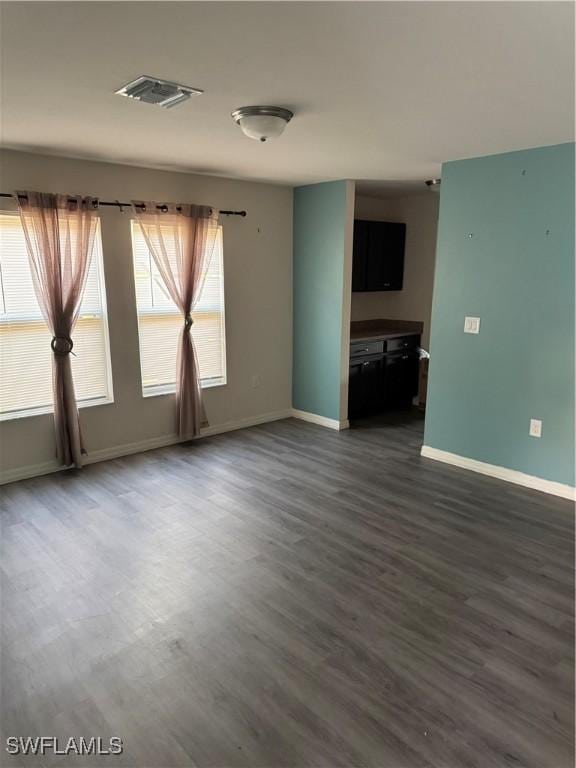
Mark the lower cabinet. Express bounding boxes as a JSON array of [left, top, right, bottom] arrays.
[[348, 356, 385, 417], [383, 352, 419, 406], [348, 335, 420, 417]]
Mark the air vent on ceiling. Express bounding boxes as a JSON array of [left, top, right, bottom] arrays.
[[115, 76, 203, 109]]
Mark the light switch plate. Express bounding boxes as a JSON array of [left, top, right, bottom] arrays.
[[529, 419, 542, 438], [464, 316, 481, 334]]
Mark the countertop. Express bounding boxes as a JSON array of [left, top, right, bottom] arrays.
[[350, 328, 421, 342], [350, 319, 423, 343]]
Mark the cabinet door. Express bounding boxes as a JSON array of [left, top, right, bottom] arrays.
[[365, 222, 387, 290], [383, 353, 419, 406], [348, 359, 366, 416], [365, 222, 406, 291], [363, 357, 385, 411], [385, 223, 406, 290], [348, 356, 385, 416], [352, 220, 368, 292]]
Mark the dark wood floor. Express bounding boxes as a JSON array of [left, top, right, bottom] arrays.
[[1, 413, 574, 767]]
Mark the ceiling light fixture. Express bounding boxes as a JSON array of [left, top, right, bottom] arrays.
[[115, 76, 203, 109], [232, 106, 293, 142], [425, 179, 441, 191]]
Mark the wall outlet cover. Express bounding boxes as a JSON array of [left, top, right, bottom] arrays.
[[464, 316, 481, 334], [529, 419, 542, 438]]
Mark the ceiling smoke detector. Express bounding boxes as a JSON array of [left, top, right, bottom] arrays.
[[115, 76, 203, 109], [232, 106, 293, 142], [425, 179, 441, 191]]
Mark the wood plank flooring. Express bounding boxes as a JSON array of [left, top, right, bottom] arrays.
[[1, 413, 574, 767]]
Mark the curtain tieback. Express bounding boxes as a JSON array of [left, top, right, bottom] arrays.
[[51, 336, 75, 356], [184, 313, 194, 331]]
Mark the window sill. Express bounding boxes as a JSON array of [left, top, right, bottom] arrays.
[[142, 379, 226, 398], [0, 396, 115, 422]]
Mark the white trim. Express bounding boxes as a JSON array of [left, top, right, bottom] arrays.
[[0, 217, 114, 421], [0, 409, 292, 485], [142, 378, 226, 398], [201, 409, 292, 437], [291, 408, 350, 431], [131, 222, 227, 400], [0, 393, 114, 422], [421, 445, 575, 501], [86, 433, 182, 464], [0, 459, 64, 486]]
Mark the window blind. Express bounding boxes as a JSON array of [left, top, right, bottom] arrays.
[[0, 213, 113, 419], [131, 222, 226, 395]]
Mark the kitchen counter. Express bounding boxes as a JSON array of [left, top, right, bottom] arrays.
[[350, 318, 423, 343], [350, 327, 421, 342], [348, 319, 422, 415]]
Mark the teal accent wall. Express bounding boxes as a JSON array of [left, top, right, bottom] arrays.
[[293, 181, 348, 421], [424, 143, 575, 486]]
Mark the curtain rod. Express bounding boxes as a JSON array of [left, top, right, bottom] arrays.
[[0, 193, 246, 217]]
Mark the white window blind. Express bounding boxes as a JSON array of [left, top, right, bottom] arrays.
[[131, 221, 226, 395], [0, 213, 113, 420]]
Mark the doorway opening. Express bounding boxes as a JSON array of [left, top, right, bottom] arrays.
[[347, 180, 439, 440]]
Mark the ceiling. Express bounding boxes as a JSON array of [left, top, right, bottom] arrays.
[[1, 2, 574, 188], [355, 179, 432, 199]]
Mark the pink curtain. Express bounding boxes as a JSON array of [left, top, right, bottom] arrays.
[[132, 202, 219, 438], [17, 191, 99, 467]]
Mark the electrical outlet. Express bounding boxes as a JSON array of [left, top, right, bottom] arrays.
[[464, 316, 481, 334], [251, 375, 260, 388], [529, 419, 542, 438]]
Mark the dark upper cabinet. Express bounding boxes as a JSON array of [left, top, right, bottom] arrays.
[[352, 220, 406, 292], [352, 220, 369, 292]]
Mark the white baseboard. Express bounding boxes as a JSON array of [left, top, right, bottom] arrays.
[[0, 409, 292, 486], [0, 459, 64, 486], [291, 408, 349, 431], [201, 409, 292, 437], [86, 433, 182, 465], [421, 445, 575, 501]]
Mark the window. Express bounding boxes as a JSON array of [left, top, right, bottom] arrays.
[[131, 222, 226, 395], [0, 213, 113, 420]]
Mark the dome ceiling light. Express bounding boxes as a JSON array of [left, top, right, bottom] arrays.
[[232, 106, 294, 142]]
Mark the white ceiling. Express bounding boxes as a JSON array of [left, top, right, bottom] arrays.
[[1, 2, 573, 187]]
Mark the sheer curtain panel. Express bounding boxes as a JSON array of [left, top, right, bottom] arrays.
[[17, 191, 99, 467], [131, 202, 219, 438]]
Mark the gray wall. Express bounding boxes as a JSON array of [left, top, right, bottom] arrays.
[[0, 150, 293, 479]]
